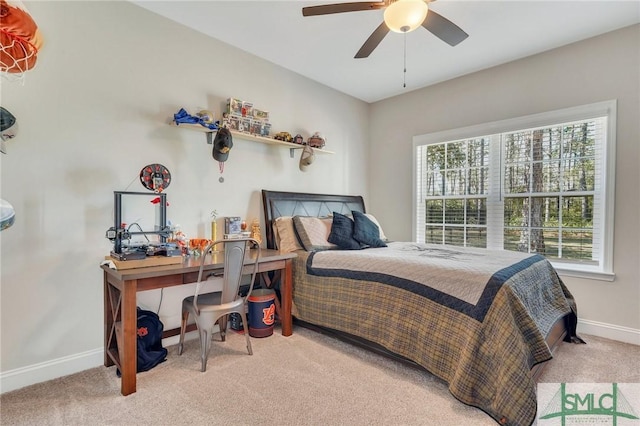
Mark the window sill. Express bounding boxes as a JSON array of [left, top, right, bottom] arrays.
[[554, 266, 615, 282]]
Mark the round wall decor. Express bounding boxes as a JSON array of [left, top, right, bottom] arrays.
[[139, 164, 171, 192]]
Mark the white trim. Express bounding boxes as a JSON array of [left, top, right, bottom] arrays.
[[413, 100, 617, 145], [556, 266, 615, 282], [412, 142, 419, 242], [577, 319, 640, 346], [601, 101, 617, 274], [0, 348, 104, 394], [0, 333, 201, 394]]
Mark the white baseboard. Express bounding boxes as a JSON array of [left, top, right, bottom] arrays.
[[0, 332, 199, 395], [0, 348, 104, 394], [577, 319, 640, 345], [2, 321, 637, 394]]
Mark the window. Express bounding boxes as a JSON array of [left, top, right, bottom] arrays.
[[413, 101, 616, 280], [418, 138, 491, 248]]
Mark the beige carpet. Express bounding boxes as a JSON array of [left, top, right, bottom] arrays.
[[1, 326, 638, 426]]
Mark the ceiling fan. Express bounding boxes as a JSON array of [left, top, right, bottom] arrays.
[[302, 0, 468, 58]]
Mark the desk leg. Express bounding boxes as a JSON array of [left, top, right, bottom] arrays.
[[120, 279, 138, 396], [103, 271, 115, 367], [281, 258, 293, 336]]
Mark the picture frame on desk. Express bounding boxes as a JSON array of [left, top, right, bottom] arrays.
[[224, 216, 242, 234]]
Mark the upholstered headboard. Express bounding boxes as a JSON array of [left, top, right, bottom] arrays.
[[261, 190, 366, 250]]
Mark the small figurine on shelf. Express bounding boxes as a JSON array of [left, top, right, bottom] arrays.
[[273, 131, 293, 142], [250, 219, 262, 246], [172, 224, 188, 255], [210, 209, 219, 242], [292, 134, 304, 145], [307, 131, 326, 149]]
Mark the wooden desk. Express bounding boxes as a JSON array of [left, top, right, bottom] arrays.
[[101, 249, 296, 396]]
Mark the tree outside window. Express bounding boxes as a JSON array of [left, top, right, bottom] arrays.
[[414, 101, 614, 278]]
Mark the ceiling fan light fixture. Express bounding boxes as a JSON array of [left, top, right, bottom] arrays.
[[384, 0, 428, 33]]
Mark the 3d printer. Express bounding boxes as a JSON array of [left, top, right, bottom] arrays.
[[105, 191, 180, 261]]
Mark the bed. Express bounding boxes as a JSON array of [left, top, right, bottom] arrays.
[[261, 189, 581, 426]]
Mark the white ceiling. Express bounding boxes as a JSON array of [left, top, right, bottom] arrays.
[[132, 0, 640, 103]]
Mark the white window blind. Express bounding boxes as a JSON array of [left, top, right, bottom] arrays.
[[415, 138, 491, 248], [413, 101, 616, 280]]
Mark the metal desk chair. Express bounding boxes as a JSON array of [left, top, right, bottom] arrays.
[[177, 238, 260, 372]]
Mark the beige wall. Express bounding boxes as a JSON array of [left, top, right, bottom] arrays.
[[369, 25, 640, 335], [1, 2, 638, 392], [0, 1, 369, 384]]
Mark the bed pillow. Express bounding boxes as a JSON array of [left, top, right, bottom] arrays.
[[363, 213, 388, 242], [352, 210, 387, 248], [273, 216, 303, 253], [292, 216, 337, 251], [328, 212, 366, 250]]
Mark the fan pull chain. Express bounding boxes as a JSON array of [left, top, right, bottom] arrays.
[[403, 32, 407, 88]]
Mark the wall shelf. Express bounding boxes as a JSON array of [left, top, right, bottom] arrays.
[[172, 123, 335, 157]]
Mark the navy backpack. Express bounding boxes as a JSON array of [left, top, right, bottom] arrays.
[[117, 308, 168, 376], [136, 307, 168, 372]]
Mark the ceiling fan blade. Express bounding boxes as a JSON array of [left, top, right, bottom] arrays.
[[302, 2, 385, 17], [422, 9, 468, 46], [355, 22, 390, 59]]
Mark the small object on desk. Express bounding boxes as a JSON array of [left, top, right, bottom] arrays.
[[104, 255, 183, 270], [146, 242, 181, 257], [210, 210, 218, 241], [223, 231, 251, 240], [225, 216, 242, 234], [250, 219, 262, 245], [100, 259, 117, 269], [110, 248, 147, 261], [172, 225, 188, 254], [188, 238, 212, 256]]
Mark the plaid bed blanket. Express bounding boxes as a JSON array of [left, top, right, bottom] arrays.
[[292, 242, 578, 426]]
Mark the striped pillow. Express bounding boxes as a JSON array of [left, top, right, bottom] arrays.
[[273, 216, 303, 253], [292, 216, 337, 251]]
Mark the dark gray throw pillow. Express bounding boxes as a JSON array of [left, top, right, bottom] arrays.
[[328, 212, 365, 250], [352, 210, 387, 248]]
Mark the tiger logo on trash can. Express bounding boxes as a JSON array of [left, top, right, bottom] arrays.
[[248, 289, 276, 338], [262, 303, 275, 326]]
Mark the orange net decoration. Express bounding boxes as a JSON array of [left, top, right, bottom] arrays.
[[0, 0, 43, 76]]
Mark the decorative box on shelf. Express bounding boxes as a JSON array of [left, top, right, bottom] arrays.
[[224, 97, 271, 138]]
